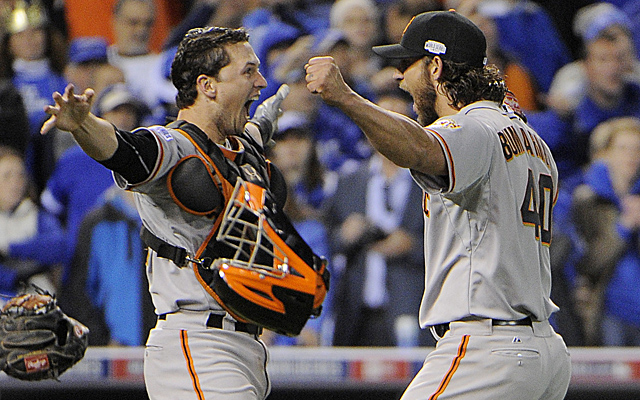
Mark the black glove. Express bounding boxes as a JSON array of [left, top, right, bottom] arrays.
[[0, 291, 89, 381], [249, 84, 290, 148]]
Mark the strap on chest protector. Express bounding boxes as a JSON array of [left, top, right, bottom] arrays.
[[141, 127, 329, 336]]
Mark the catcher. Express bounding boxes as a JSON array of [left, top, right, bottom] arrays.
[[0, 290, 89, 381], [40, 26, 329, 400]]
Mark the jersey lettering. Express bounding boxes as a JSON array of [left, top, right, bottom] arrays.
[[498, 125, 552, 169]]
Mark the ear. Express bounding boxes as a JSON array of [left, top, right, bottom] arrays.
[[196, 74, 217, 99], [430, 56, 444, 81]]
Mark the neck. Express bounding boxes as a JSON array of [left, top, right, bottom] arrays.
[[435, 91, 459, 118], [176, 107, 226, 144]]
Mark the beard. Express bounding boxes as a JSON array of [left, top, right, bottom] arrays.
[[412, 75, 439, 126]]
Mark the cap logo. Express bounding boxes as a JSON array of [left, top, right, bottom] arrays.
[[424, 40, 446, 55]]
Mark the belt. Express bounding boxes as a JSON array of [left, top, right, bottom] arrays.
[[158, 313, 262, 336], [430, 316, 533, 341]]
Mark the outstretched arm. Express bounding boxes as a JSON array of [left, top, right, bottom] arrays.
[[41, 84, 118, 161], [304, 56, 446, 176]]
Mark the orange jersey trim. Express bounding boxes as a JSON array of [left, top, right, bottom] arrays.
[[180, 330, 205, 400], [429, 335, 470, 399], [425, 128, 456, 191]]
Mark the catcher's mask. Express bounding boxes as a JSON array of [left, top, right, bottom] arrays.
[[209, 179, 330, 336]]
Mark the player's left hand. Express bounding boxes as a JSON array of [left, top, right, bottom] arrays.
[[249, 84, 290, 148], [305, 56, 354, 106]]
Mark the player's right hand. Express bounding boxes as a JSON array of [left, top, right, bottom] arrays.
[[305, 56, 353, 107], [41, 84, 95, 135]]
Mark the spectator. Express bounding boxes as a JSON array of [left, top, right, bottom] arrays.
[[59, 186, 155, 346], [571, 116, 640, 346], [547, 2, 640, 119], [528, 10, 640, 190], [93, 83, 151, 130], [383, 0, 443, 44], [39, 145, 114, 283], [0, 146, 65, 295], [0, 0, 68, 138], [449, 0, 571, 94], [39, 82, 150, 284], [547, 2, 640, 117], [162, 0, 255, 50], [107, 0, 177, 124], [91, 63, 126, 95], [64, 36, 110, 92], [312, 29, 375, 173], [267, 112, 337, 215], [323, 94, 433, 347], [264, 112, 337, 346], [329, 0, 383, 84], [0, 79, 29, 156], [0, 0, 68, 191], [242, 0, 330, 37]]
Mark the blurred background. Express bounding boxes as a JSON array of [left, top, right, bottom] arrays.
[[1, 0, 640, 398]]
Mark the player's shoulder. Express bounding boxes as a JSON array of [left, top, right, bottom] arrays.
[[427, 102, 497, 133]]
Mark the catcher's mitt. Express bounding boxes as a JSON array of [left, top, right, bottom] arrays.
[[0, 292, 89, 381]]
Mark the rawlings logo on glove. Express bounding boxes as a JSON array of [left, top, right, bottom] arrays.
[[0, 289, 89, 381]]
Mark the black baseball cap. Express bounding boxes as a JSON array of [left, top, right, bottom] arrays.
[[372, 10, 487, 68]]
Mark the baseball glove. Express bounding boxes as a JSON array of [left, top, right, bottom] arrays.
[[0, 291, 89, 381]]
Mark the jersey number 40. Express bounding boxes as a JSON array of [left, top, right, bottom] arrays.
[[520, 169, 553, 245]]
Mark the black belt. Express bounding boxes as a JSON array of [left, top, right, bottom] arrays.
[[431, 316, 533, 340], [158, 313, 262, 336]]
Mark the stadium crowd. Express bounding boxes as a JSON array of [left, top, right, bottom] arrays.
[[0, 0, 639, 348]]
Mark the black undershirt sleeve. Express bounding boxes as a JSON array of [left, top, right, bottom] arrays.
[[98, 127, 159, 185]]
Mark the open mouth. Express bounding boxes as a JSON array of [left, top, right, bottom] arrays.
[[244, 96, 259, 120]]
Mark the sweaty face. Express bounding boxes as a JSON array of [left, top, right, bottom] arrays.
[[215, 42, 267, 136]]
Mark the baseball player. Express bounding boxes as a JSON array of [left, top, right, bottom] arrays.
[[41, 27, 292, 399], [305, 10, 571, 400]]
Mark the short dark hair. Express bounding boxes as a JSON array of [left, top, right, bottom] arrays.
[[170, 27, 250, 109], [426, 56, 506, 109]]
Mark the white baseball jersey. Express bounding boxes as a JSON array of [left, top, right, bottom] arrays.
[[114, 125, 226, 315], [411, 101, 559, 328]]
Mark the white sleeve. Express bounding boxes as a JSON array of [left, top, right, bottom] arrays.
[[411, 116, 494, 195]]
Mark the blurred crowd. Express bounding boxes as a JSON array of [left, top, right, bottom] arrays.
[[0, 0, 639, 348]]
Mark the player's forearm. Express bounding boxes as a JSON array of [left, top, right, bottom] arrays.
[[69, 113, 118, 161], [338, 92, 446, 175]]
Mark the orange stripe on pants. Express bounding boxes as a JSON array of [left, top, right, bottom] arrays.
[[429, 335, 470, 400], [180, 330, 204, 400]]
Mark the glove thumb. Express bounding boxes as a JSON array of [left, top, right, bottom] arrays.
[[275, 84, 290, 103]]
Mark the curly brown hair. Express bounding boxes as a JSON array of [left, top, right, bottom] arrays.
[[426, 56, 507, 109]]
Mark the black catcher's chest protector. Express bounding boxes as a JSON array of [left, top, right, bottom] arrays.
[[162, 121, 329, 336]]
